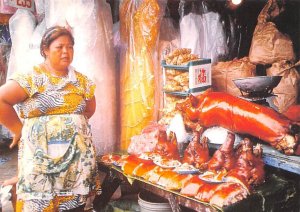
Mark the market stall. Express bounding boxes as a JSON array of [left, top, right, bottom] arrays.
[[97, 0, 300, 210], [0, 0, 299, 211]]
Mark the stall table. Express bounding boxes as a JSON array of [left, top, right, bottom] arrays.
[[93, 159, 299, 212]]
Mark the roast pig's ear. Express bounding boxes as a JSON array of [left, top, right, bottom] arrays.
[[192, 131, 200, 143], [169, 131, 177, 144], [189, 94, 198, 107], [158, 130, 168, 142]]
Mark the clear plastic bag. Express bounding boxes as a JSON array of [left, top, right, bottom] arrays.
[[68, 0, 117, 155], [179, 0, 228, 63], [27, 19, 46, 69], [7, 9, 36, 78], [44, 0, 70, 27], [34, 0, 45, 23], [119, 0, 166, 150]]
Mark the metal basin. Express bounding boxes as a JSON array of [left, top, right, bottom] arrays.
[[233, 76, 282, 96]]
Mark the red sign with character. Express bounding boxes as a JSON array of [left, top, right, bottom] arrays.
[[6, 0, 34, 12], [197, 68, 207, 83]]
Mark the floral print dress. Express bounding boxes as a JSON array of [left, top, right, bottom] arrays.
[[11, 65, 101, 212]]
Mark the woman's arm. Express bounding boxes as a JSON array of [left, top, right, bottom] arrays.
[[0, 80, 28, 148], [83, 96, 96, 119]]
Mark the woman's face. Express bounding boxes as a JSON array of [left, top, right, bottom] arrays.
[[44, 35, 74, 70]]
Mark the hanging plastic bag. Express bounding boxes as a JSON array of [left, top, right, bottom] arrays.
[[179, 1, 204, 57], [119, 0, 166, 151], [44, 0, 70, 27], [179, 0, 228, 63], [65, 0, 117, 155], [7, 9, 36, 78], [157, 8, 180, 120], [34, 0, 45, 23], [27, 19, 46, 69], [0, 0, 17, 14]]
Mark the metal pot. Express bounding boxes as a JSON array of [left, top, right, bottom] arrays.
[[232, 76, 282, 96]]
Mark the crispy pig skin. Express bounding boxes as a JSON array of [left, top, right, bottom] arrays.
[[283, 105, 300, 122], [122, 159, 141, 176], [134, 163, 157, 178], [157, 170, 178, 187], [148, 167, 166, 184], [101, 154, 121, 164], [121, 155, 153, 176], [164, 174, 193, 190], [195, 183, 220, 202], [209, 183, 249, 208], [176, 90, 298, 155], [180, 176, 206, 196]]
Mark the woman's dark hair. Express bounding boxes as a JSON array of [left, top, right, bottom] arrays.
[[40, 26, 75, 58]]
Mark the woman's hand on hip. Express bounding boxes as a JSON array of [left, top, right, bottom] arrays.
[[10, 132, 21, 149]]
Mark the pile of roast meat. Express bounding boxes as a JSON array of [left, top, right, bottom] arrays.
[[101, 128, 265, 208]]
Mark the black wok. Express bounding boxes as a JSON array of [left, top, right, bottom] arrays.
[[232, 76, 282, 96]]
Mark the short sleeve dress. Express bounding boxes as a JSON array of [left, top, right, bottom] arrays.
[[11, 65, 101, 211]]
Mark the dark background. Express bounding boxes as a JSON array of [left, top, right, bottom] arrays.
[[107, 0, 300, 61]]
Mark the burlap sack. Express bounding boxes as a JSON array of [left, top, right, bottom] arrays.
[[249, 0, 295, 65], [266, 60, 300, 112], [212, 57, 256, 96]]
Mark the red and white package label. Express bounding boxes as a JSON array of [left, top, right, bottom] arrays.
[[189, 63, 211, 89], [6, 0, 34, 12]]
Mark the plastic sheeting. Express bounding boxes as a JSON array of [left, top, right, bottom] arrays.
[[70, 0, 117, 155], [27, 19, 46, 71], [119, 0, 166, 151], [44, 0, 70, 27], [7, 9, 36, 77], [157, 15, 180, 119]]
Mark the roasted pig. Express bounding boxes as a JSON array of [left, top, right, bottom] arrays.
[[177, 90, 299, 155], [147, 167, 166, 184], [283, 104, 300, 123], [157, 170, 179, 187]]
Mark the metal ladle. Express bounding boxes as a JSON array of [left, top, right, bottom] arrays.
[[277, 60, 300, 75]]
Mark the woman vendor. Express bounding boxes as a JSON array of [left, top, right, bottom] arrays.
[[0, 26, 101, 211]]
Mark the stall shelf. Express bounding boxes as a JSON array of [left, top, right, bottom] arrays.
[[93, 159, 299, 212]]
